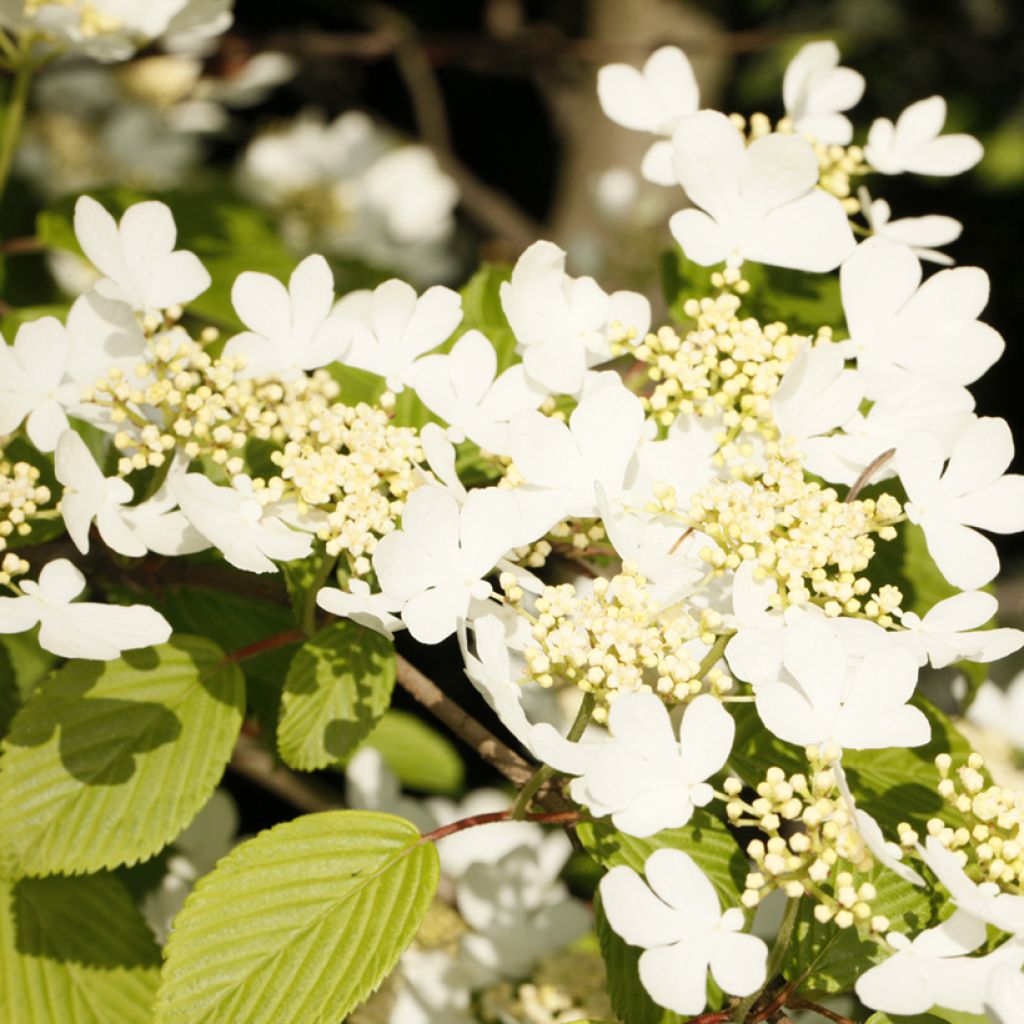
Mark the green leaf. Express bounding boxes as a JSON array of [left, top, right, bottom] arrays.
[[0, 636, 244, 876], [358, 709, 464, 795], [0, 873, 160, 1023], [458, 263, 517, 369], [728, 698, 972, 834], [866, 1015, 957, 1024], [660, 248, 716, 323], [278, 621, 396, 771], [783, 866, 939, 997], [154, 810, 440, 1024], [0, 631, 56, 738], [578, 809, 746, 908]]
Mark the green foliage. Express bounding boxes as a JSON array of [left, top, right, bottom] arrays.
[[866, 1014, 983, 1024], [37, 185, 296, 329], [458, 262, 516, 368], [358, 709, 465, 796], [660, 247, 844, 334], [579, 812, 745, 1024], [0, 873, 161, 1023], [0, 636, 244, 876], [783, 866, 938, 997], [277, 621, 396, 771], [0, 630, 55, 736], [154, 811, 439, 1024], [728, 698, 972, 834]]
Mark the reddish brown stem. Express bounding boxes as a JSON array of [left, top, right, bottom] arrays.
[[687, 1013, 730, 1024], [787, 999, 857, 1024], [420, 809, 583, 844], [223, 628, 304, 664]]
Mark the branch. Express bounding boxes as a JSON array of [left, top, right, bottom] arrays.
[[786, 999, 857, 1024], [420, 807, 583, 844], [229, 733, 342, 814]]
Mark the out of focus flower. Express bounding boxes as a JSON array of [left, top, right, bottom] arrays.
[[782, 40, 864, 145], [866, 96, 983, 176]]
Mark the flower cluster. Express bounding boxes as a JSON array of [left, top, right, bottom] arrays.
[[0, 448, 52, 552]]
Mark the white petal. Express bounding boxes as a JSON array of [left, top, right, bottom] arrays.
[[638, 944, 710, 1015], [644, 847, 720, 923], [0, 596, 41, 634], [74, 196, 129, 286], [677, 695, 735, 781], [597, 63, 660, 132], [37, 558, 87, 602], [709, 930, 768, 997], [598, 864, 685, 948]]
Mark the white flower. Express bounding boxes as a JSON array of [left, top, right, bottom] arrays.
[[669, 110, 855, 272], [782, 40, 864, 145], [411, 329, 547, 455], [896, 418, 1024, 591], [986, 964, 1024, 1024], [56, 429, 142, 556], [64, 289, 147, 387], [859, 188, 962, 265], [170, 473, 313, 574], [968, 672, 1024, 751], [921, 835, 1024, 935], [360, 145, 458, 246], [556, 692, 735, 838], [809, 377, 974, 487], [898, 591, 1023, 670], [500, 240, 650, 395], [600, 848, 768, 1015], [509, 379, 646, 527], [866, 96, 983, 176], [840, 237, 1003, 399], [596, 46, 700, 185], [457, 838, 590, 978], [389, 947, 478, 1024], [336, 279, 462, 392], [222, 255, 350, 379], [855, 910, 1024, 1015], [315, 579, 404, 639], [770, 343, 864, 475], [0, 317, 81, 452], [73, 196, 210, 313], [0, 559, 171, 660], [373, 487, 522, 644], [754, 617, 930, 750]]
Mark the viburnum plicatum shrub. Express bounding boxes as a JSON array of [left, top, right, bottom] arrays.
[[3, 12, 1024, 1024]]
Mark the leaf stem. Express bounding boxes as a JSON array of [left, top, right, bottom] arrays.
[[731, 894, 801, 1022], [302, 553, 337, 636], [509, 691, 595, 820], [421, 808, 583, 844], [223, 628, 305, 665], [0, 52, 33, 207]]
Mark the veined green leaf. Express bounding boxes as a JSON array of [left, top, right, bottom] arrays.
[[278, 621, 396, 771], [155, 810, 439, 1024], [356, 709, 464, 795], [0, 636, 244, 876], [0, 873, 160, 1023]]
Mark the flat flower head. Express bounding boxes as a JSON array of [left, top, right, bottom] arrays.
[[0, 559, 171, 660], [782, 40, 864, 145], [866, 96, 984, 176], [597, 46, 700, 185], [224, 254, 350, 379], [74, 196, 211, 313], [669, 110, 855, 272], [599, 848, 767, 1015]]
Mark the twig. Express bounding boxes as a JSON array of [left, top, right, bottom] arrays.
[[420, 808, 582, 844], [0, 235, 40, 253], [786, 999, 857, 1024], [845, 448, 895, 502], [229, 734, 341, 814], [395, 654, 536, 788], [223, 628, 304, 664]]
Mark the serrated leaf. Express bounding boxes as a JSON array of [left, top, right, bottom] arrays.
[[0, 636, 244, 876], [278, 621, 396, 771], [358, 709, 464, 795], [458, 262, 517, 369], [578, 808, 746, 908], [154, 810, 439, 1024], [0, 873, 160, 1023], [783, 865, 938, 997], [866, 1015, 951, 1024]]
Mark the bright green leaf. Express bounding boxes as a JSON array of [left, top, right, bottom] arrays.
[[458, 263, 517, 368], [0, 636, 244, 876], [0, 873, 160, 1023], [278, 621, 396, 771], [358, 709, 464, 795], [154, 810, 439, 1024]]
